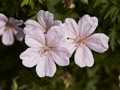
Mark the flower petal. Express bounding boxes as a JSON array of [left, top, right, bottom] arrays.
[[13, 27, 25, 41], [9, 17, 23, 26], [20, 48, 40, 67], [37, 10, 53, 31], [85, 33, 109, 53], [24, 20, 42, 34], [24, 20, 41, 28], [64, 40, 76, 54], [75, 44, 94, 67], [25, 30, 45, 48], [36, 54, 56, 77], [50, 47, 71, 66], [0, 26, 5, 35], [78, 14, 98, 37], [46, 26, 67, 47], [0, 21, 6, 28], [0, 13, 8, 23], [0, 14, 7, 33], [2, 29, 14, 45], [52, 20, 62, 26], [64, 18, 79, 38]]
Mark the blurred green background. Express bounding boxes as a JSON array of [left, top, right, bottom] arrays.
[[0, 0, 120, 90]]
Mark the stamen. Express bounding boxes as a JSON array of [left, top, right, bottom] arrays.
[[40, 46, 50, 57], [68, 38, 76, 40], [74, 36, 85, 48]]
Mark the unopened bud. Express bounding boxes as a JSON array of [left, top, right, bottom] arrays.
[[69, 3, 75, 9]]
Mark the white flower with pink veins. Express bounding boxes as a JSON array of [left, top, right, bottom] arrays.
[[64, 14, 109, 67], [0, 13, 24, 45], [20, 26, 71, 77], [24, 10, 62, 34]]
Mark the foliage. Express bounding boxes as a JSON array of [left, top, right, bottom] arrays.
[[0, 0, 120, 90]]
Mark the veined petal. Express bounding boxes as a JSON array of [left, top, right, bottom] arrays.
[[25, 30, 45, 48], [46, 26, 66, 47], [0, 14, 7, 29], [24, 26, 45, 47], [24, 26, 45, 44], [64, 18, 79, 38], [52, 20, 62, 26], [2, 29, 14, 45], [24, 20, 44, 34], [20, 48, 40, 67], [50, 47, 71, 66], [23, 26, 37, 35], [75, 43, 94, 67], [64, 40, 76, 54], [9, 17, 23, 26], [36, 55, 56, 77], [85, 33, 109, 53], [37, 10, 53, 31], [0, 26, 5, 35], [25, 20, 41, 28], [78, 14, 98, 37], [0, 13, 8, 23]]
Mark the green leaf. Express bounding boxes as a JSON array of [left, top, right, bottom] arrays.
[[104, 5, 119, 21], [19, 85, 28, 90], [87, 65, 100, 78], [12, 77, 18, 90], [30, 0, 34, 9], [21, 0, 29, 7], [111, 0, 117, 4], [29, 0, 32, 5], [94, 0, 108, 8], [47, 0, 63, 20], [21, 0, 35, 9], [81, 0, 88, 4], [118, 15, 120, 22], [61, 10, 78, 21], [109, 27, 116, 51], [38, 0, 43, 4]]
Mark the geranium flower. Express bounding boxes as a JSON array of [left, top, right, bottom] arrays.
[[0, 13, 24, 45], [64, 14, 109, 67], [24, 10, 62, 35], [20, 26, 71, 77]]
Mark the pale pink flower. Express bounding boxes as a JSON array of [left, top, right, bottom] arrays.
[[64, 14, 109, 67], [0, 13, 24, 45], [20, 26, 71, 77], [24, 10, 62, 34]]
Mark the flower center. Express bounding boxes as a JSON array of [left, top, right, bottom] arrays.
[[40, 46, 50, 56], [5, 22, 12, 30], [68, 36, 86, 48], [5, 26, 11, 30], [44, 31, 47, 34], [75, 37, 84, 43], [74, 36, 87, 49]]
